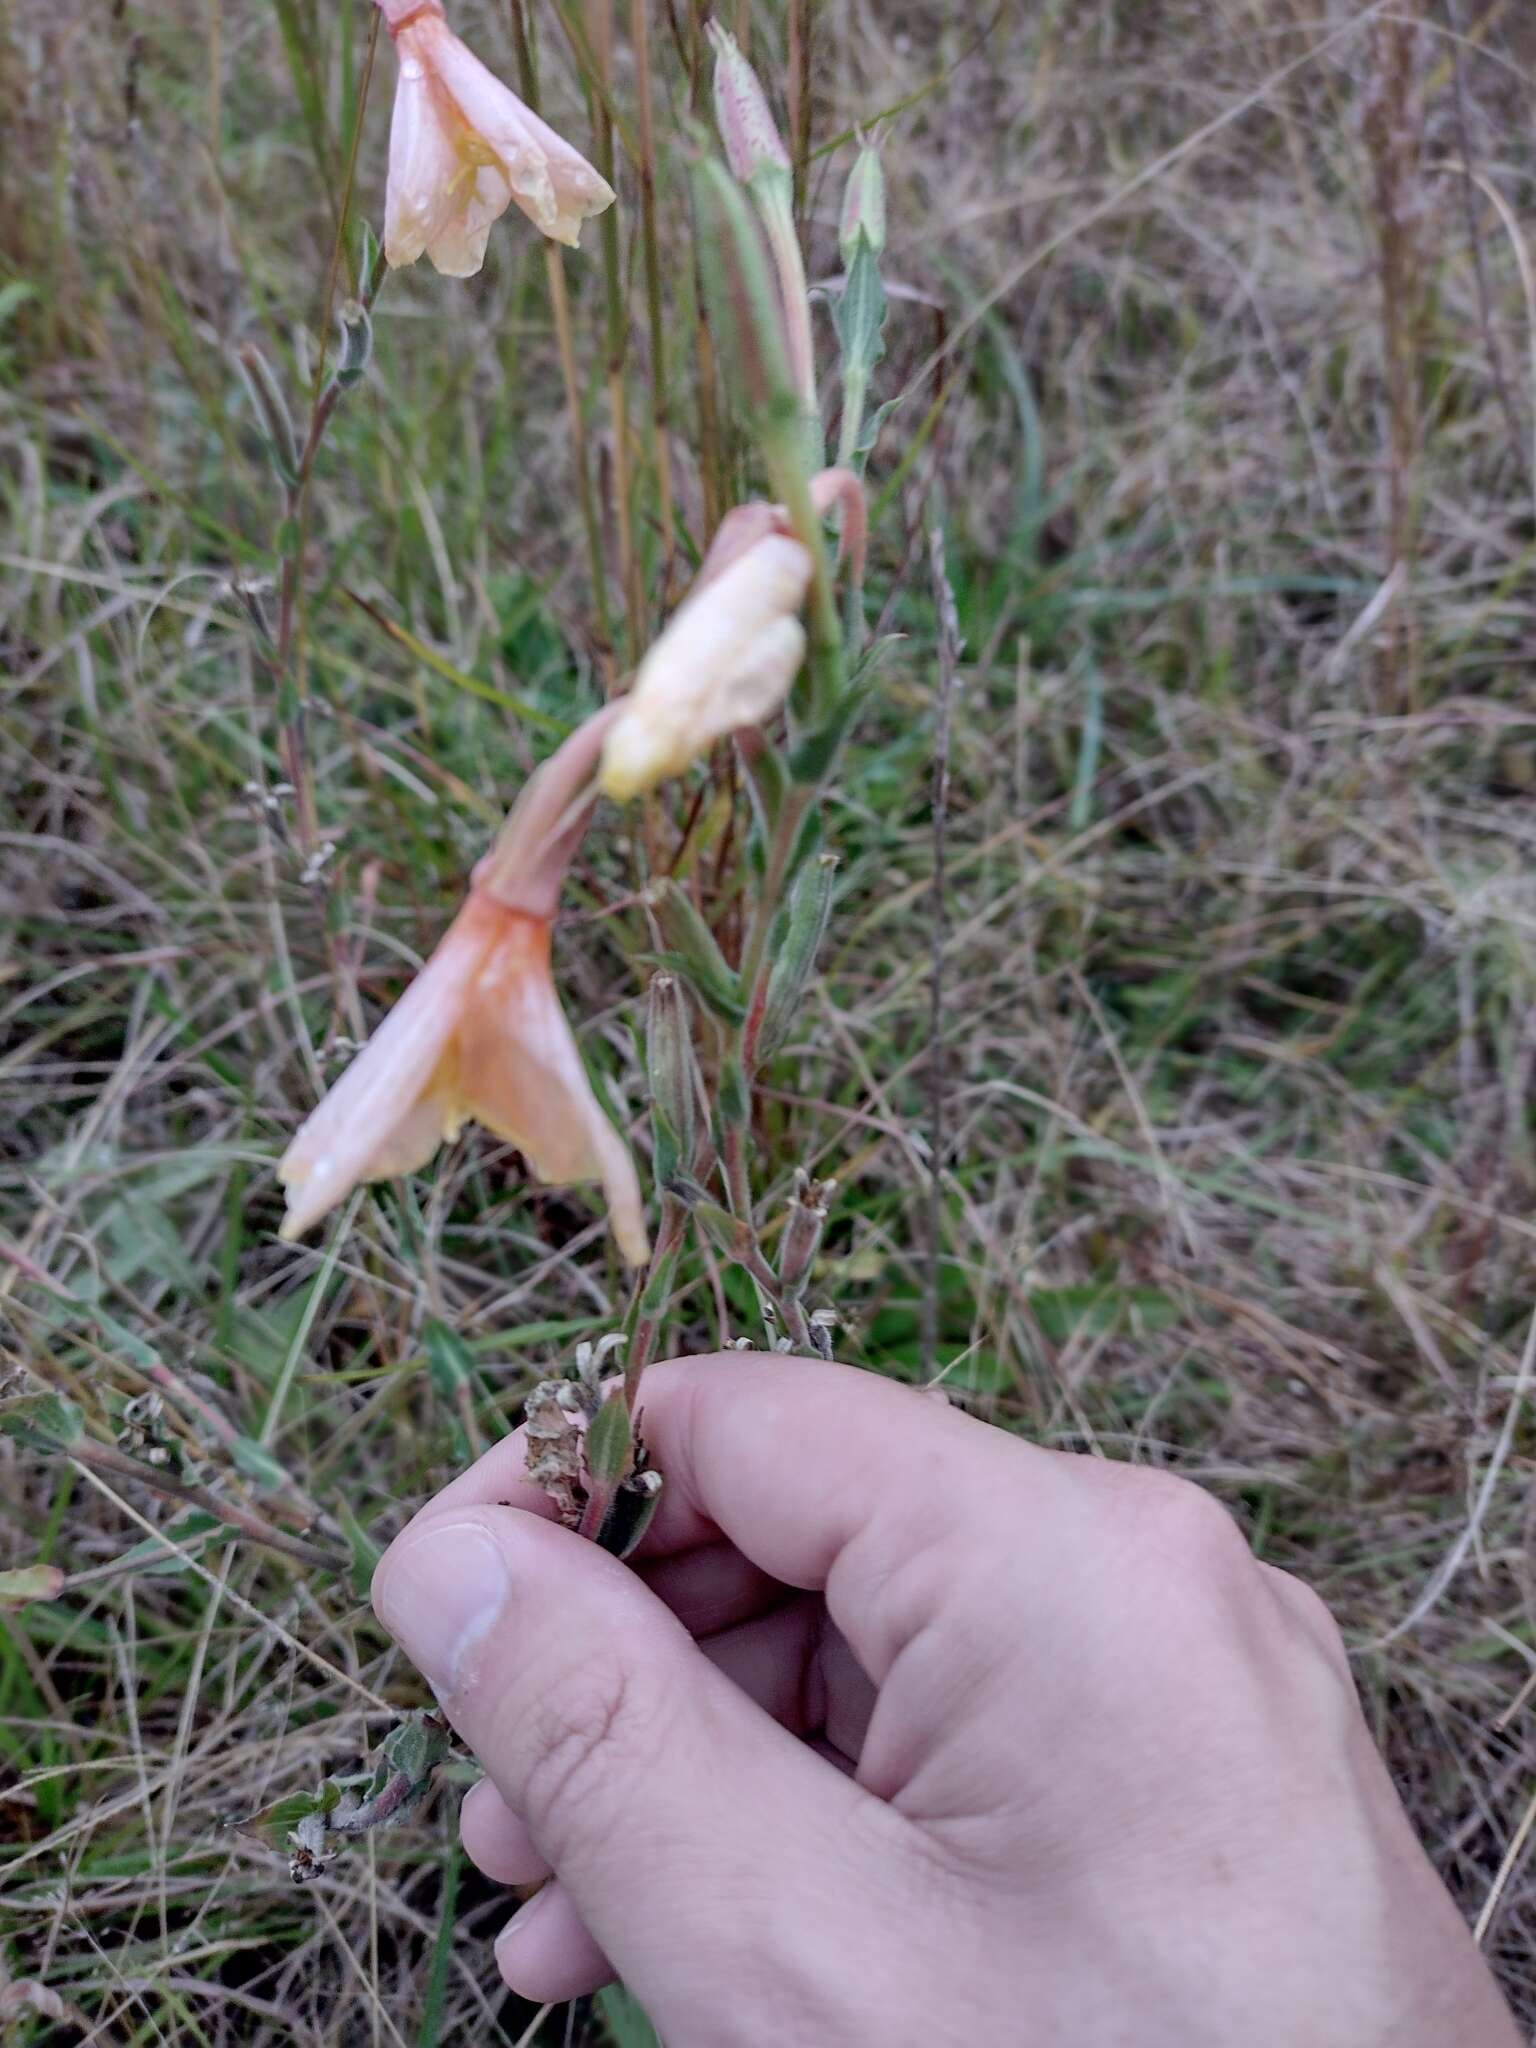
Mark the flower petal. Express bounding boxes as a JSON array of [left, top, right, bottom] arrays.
[[426, 23, 614, 248], [383, 32, 465, 269], [277, 893, 503, 1239], [451, 914, 649, 1263]]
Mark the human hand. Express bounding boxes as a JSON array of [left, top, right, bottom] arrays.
[[372, 1355, 1518, 2046]]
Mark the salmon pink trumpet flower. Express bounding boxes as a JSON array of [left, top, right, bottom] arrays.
[[375, 0, 614, 275], [598, 469, 866, 802], [278, 705, 648, 1265]]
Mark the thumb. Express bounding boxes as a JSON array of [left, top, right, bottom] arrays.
[[372, 1504, 913, 2030]]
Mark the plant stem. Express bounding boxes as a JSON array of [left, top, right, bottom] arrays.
[[763, 444, 843, 725], [546, 242, 616, 676], [923, 520, 962, 1377], [738, 782, 810, 1004], [625, 1190, 688, 1398], [588, 0, 642, 662], [274, 5, 382, 853], [509, 0, 614, 673], [630, 0, 676, 608], [70, 1439, 342, 1573]]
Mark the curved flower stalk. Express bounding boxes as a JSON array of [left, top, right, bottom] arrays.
[[279, 706, 648, 1265], [599, 469, 866, 802], [375, 0, 614, 274]]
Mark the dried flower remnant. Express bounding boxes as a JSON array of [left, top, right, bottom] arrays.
[[278, 707, 648, 1265], [229, 1712, 451, 1886], [375, 0, 614, 274], [524, 1377, 589, 1529]]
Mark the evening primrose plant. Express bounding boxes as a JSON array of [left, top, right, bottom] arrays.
[[255, 3, 891, 1558]]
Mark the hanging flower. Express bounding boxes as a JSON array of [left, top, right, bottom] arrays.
[[376, 0, 614, 275], [599, 469, 866, 801], [278, 707, 648, 1265]]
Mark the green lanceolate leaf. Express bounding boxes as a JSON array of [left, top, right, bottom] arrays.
[[585, 1388, 635, 1488], [0, 1392, 85, 1452]]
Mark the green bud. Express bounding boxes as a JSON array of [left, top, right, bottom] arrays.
[[335, 1500, 384, 1598], [646, 972, 700, 1184], [839, 141, 886, 266], [758, 853, 838, 1059], [334, 298, 373, 390], [237, 343, 300, 489], [585, 1388, 635, 1489]]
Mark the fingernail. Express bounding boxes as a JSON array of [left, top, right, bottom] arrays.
[[374, 1518, 509, 1696], [496, 1883, 555, 1960]]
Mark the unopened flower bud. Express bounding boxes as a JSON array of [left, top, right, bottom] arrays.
[[645, 971, 700, 1183], [704, 26, 815, 425], [757, 852, 838, 1059], [707, 22, 790, 187], [334, 298, 373, 390], [601, 534, 812, 805], [839, 140, 886, 265]]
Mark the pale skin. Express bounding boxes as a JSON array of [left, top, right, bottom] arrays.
[[372, 1355, 1521, 2046]]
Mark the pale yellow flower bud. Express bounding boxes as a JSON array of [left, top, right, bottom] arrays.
[[599, 535, 813, 802]]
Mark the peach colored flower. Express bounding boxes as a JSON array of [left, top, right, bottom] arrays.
[[598, 470, 867, 803], [279, 706, 647, 1264], [377, 0, 613, 275]]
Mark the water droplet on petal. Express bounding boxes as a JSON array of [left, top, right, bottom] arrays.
[[400, 56, 424, 80]]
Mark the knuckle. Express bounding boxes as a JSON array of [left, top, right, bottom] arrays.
[[1117, 1470, 1252, 1587], [1264, 1566, 1351, 1676]]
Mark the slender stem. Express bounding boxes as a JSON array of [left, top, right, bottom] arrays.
[[71, 1439, 342, 1573], [588, 0, 641, 663], [546, 242, 615, 674], [274, 6, 382, 853], [721, 1118, 753, 1223], [787, 0, 811, 223], [738, 783, 810, 1002], [631, 0, 676, 606], [923, 521, 961, 1378], [625, 1192, 687, 1399], [763, 444, 843, 725], [510, 0, 614, 672], [693, 282, 725, 536]]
